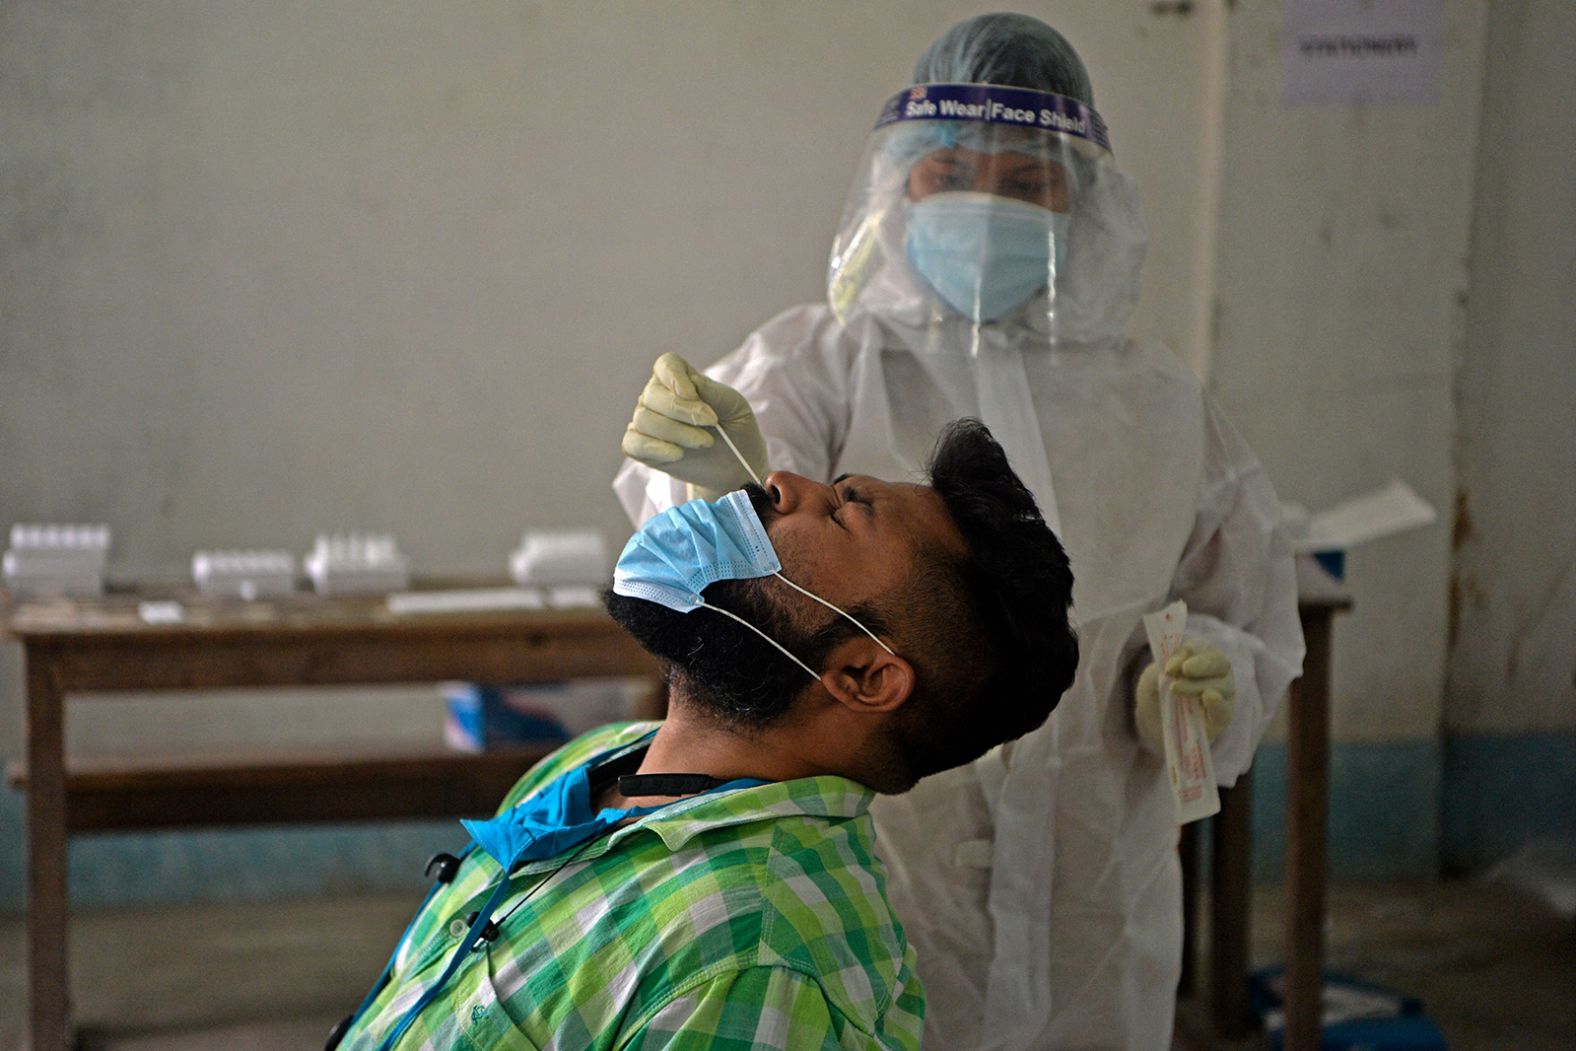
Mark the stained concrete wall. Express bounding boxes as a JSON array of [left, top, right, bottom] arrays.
[[1211, 0, 1485, 744], [1442, 0, 1576, 872], [1217, 0, 1570, 880], [1210, 0, 1487, 878], [1448, 0, 1576, 738]]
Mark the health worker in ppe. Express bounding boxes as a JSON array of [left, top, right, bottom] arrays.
[[614, 12, 1305, 1050]]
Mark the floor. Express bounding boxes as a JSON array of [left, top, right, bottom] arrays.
[[1241, 880, 1574, 1050], [1, 881, 1571, 1049]]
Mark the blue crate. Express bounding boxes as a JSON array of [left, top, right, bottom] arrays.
[[1251, 968, 1446, 1051]]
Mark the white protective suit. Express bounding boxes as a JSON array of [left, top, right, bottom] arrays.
[[615, 79, 1303, 1049]]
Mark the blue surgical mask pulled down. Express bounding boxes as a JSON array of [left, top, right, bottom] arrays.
[[904, 191, 1070, 323], [612, 489, 894, 679]]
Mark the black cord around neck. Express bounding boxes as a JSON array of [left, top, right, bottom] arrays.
[[617, 773, 731, 797]]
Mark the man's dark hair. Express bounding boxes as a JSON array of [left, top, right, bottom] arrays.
[[605, 418, 1077, 778], [893, 417, 1078, 778]]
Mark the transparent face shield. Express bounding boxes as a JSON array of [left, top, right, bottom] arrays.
[[828, 83, 1147, 349]]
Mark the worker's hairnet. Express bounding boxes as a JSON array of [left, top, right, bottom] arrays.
[[879, 13, 1099, 174], [911, 12, 1094, 107]]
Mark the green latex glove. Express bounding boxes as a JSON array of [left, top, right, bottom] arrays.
[[621, 353, 769, 501], [1135, 641, 1236, 753]]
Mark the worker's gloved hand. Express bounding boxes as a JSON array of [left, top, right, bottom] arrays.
[[621, 353, 769, 502], [1134, 641, 1236, 754]]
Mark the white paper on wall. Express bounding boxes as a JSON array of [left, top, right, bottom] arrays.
[[1282, 0, 1443, 106]]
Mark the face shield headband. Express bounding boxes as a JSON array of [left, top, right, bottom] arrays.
[[874, 82, 1111, 155]]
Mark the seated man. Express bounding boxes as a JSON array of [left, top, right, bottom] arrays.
[[333, 419, 1077, 1051]]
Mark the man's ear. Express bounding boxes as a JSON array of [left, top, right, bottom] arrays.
[[818, 636, 915, 715]]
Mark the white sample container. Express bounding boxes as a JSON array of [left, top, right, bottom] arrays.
[[511, 529, 610, 589], [192, 550, 297, 600], [305, 533, 410, 597], [4, 524, 111, 597]]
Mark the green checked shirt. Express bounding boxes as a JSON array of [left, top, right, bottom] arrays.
[[341, 722, 924, 1050]]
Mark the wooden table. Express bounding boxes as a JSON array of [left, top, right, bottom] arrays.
[[1178, 555, 1352, 1050], [2, 587, 660, 1051]]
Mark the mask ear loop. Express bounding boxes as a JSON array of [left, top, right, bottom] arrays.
[[698, 601, 820, 681], [770, 574, 896, 655]]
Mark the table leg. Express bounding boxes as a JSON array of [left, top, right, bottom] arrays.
[[25, 651, 72, 1051], [1178, 820, 1201, 999], [1210, 773, 1253, 1038], [1285, 612, 1332, 1051]]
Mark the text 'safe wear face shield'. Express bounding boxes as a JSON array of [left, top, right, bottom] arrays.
[[828, 83, 1146, 349]]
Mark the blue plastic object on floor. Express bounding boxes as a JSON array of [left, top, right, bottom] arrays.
[[1250, 967, 1446, 1050]]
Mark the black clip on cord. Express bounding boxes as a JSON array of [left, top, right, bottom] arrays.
[[325, 1014, 353, 1050], [466, 911, 502, 943], [425, 852, 462, 883]]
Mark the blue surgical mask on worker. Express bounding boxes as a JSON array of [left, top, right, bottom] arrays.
[[612, 489, 895, 678], [904, 191, 1070, 323]]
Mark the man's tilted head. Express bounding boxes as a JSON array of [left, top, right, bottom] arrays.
[[606, 418, 1077, 793]]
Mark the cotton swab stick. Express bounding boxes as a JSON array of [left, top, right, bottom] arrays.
[[713, 425, 765, 488]]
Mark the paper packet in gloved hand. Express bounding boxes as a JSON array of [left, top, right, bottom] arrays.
[[1142, 601, 1221, 824]]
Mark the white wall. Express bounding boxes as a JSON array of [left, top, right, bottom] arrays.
[[1, 1, 1224, 763], [1209, 0, 1487, 744], [1447, 0, 1576, 736]]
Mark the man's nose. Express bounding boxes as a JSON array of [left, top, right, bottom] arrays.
[[762, 470, 832, 515]]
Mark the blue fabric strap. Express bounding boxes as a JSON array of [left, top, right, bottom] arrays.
[[372, 874, 514, 1051], [348, 842, 475, 1029]]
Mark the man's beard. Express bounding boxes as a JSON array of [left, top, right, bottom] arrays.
[[603, 573, 816, 726]]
